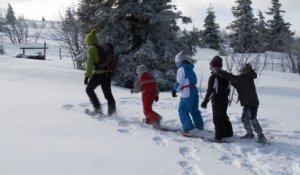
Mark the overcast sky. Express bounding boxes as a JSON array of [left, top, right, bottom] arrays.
[[1, 0, 300, 34]]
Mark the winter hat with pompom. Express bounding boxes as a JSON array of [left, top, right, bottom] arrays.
[[210, 56, 223, 68], [136, 64, 148, 76], [85, 29, 98, 46], [175, 51, 189, 67]]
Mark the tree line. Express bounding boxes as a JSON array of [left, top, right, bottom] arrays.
[[0, 0, 299, 88]]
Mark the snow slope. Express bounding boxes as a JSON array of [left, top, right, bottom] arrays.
[[1, 47, 300, 175]]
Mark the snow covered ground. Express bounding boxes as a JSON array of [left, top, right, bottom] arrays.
[[1, 42, 300, 175]]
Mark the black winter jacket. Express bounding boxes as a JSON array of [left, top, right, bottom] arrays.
[[204, 74, 230, 102]]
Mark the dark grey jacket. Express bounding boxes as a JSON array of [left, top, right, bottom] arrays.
[[222, 70, 259, 106]]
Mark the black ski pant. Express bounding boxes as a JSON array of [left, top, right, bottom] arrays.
[[86, 73, 116, 115], [241, 105, 263, 136], [212, 97, 233, 140]]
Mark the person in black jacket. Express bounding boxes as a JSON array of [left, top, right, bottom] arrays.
[[201, 56, 233, 142], [213, 63, 267, 144]]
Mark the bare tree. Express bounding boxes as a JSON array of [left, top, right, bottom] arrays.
[[16, 15, 29, 43], [2, 4, 29, 44], [52, 7, 85, 68], [28, 20, 45, 43], [286, 37, 300, 74]]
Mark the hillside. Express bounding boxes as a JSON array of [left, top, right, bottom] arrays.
[[1, 46, 300, 174]]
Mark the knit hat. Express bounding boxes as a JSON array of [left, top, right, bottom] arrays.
[[175, 51, 190, 67], [210, 56, 223, 68], [136, 64, 148, 76], [239, 63, 253, 73], [85, 29, 98, 46]]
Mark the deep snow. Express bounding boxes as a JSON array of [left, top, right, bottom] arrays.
[[1, 28, 300, 175]]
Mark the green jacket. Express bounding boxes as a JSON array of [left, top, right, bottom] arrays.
[[222, 70, 259, 106], [84, 45, 109, 78]]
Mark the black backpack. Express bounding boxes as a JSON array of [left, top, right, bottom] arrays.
[[94, 43, 118, 71]]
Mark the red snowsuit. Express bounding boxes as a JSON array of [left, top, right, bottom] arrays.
[[133, 72, 160, 124]]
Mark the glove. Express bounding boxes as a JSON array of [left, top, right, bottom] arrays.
[[211, 69, 220, 75], [212, 69, 224, 76], [84, 77, 89, 85], [172, 90, 177, 97], [154, 96, 159, 102], [201, 99, 209, 109]]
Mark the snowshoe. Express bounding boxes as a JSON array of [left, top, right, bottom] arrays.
[[85, 108, 104, 117], [206, 138, 234, 143], [181, 128, 205, 138], [257, 134, 268, 144], [240, 133, 255, 139]]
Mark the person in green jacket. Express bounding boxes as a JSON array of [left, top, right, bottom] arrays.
[[84, 29, 116, 115], [213, 63, 267, 144]]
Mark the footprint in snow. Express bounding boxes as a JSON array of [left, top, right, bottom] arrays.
[[117, 128, 130, 133], [178, 160, 198, 175], [266, 129, 283, 133], [220, 155, 232, 164], [293, 130, 300, 134], [79, 103, 90, 107], [153, 136, 168, 146], [173, 138, 187, 143], [62, 104, 74, 110], [118, 120, 130, 127], [179, 147, 190, 158]]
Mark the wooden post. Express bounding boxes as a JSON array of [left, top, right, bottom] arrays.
[[59, 48, 62, 60], [43, 42, 46, 59]]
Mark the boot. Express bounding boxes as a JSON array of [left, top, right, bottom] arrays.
[[108, 105, 116, 116], [94, 108, 104, 115], [240, 133, 254, 139], [257, 134, 267, 144], [85, 108, 103, 116], [146, 116, 162, 128]]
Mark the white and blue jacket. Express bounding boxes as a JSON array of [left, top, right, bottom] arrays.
[[173, 63, 197, 98]]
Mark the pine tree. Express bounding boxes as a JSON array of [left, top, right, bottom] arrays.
[[202, 5, 222, 50], [3, 3, 28, 44], [227, 0, 258, 53], [266, 0, 294, 52], [256, 10, 268, 52], [77, 0, 113, 33], [77, 0, 201, 90], [5, 3, 18, 43], [5, 4, 17, 25], [0, 11, 5, 32]]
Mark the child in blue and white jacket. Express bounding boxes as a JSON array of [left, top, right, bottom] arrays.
[[172, 51, 204, 135]]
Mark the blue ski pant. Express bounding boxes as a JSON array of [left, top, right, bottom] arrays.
[[178, 88, 204, 131]]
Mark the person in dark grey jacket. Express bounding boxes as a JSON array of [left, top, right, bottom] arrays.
[[213, 63, 267, 144]]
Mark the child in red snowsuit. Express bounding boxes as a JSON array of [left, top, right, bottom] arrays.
[[131, 65, 161, 126]]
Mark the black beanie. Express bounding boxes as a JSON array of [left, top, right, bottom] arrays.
[[210, 56, 223, 68]]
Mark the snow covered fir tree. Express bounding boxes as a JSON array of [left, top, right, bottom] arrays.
[[256, 10, 268, 52], [201, 5, 222, 50], [1, 0, 298, 78], [265, 0, 294, 52], [227, 0, 258, 53], [77, 0, 201, 90]]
